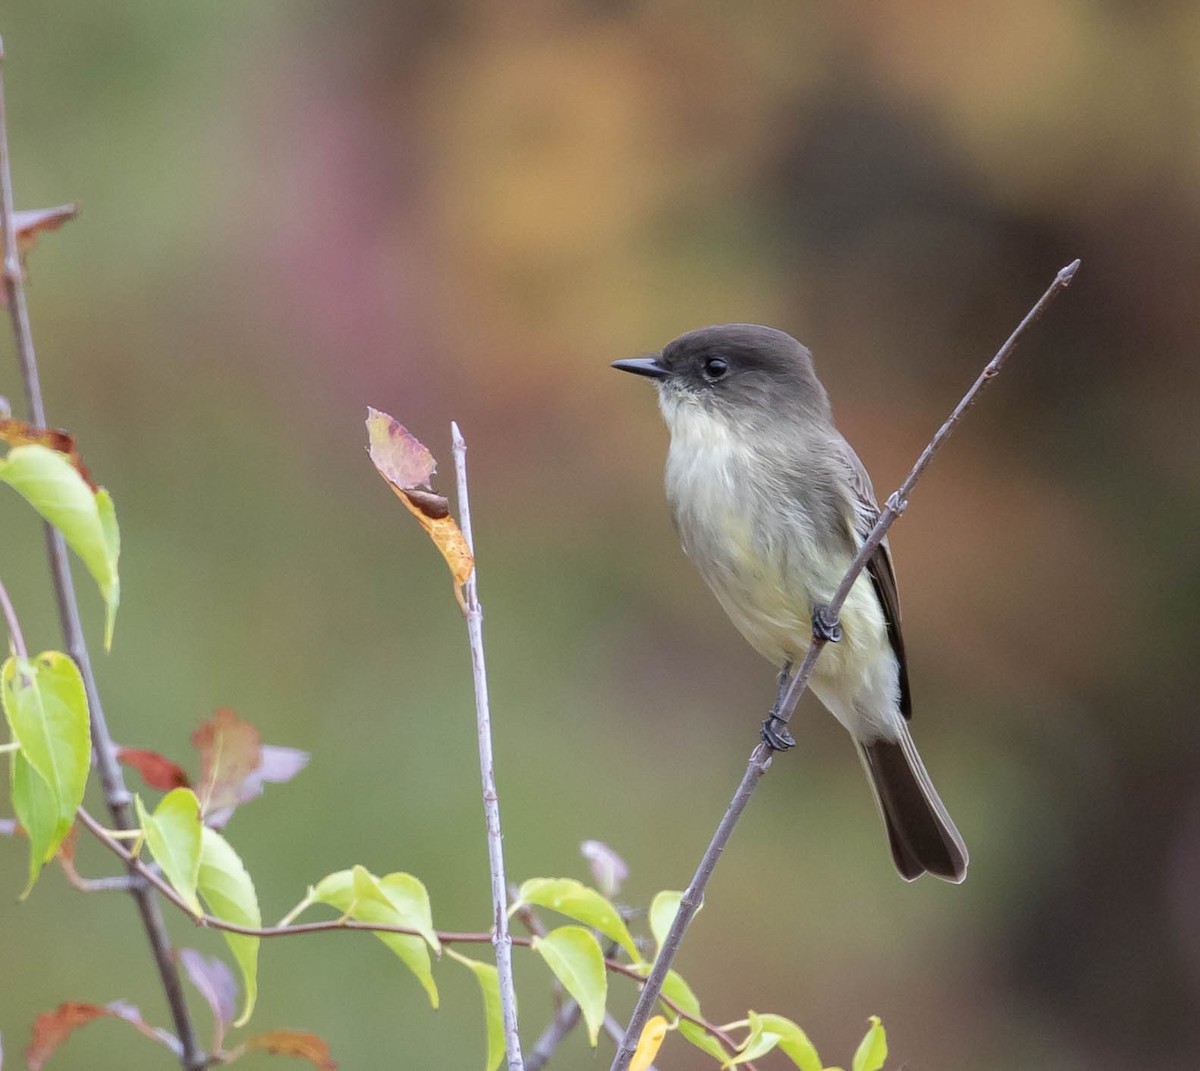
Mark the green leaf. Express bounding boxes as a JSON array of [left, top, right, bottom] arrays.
[[11, 749, 59, 895], [312, 867, 439, 1008], [136, 788, 203, 914], [658, 969, 728, 1063], [754, 1013, 822, 1071], [724, 1011, 782, 1067], [0, 445, 120, 647], [2, 652, 90, 892], [198, 826, 260, 1026], [648, 890, 686, 953], [532, 925, 607, 1046], [851, 1016, 886, 1071], [447, 949, 506, 1071], [515, 877, 638, 961], [379, 871, 441, 953]]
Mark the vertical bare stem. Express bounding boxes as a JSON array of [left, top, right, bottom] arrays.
[[0, 36, 204, 1070], [608, 260, 1080, 1071], [452, 421, 525, 1071], [0, 577, 28, 659]]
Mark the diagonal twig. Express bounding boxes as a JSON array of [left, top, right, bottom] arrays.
[[0, 36, 205, 1070], [608, 259, 1081, 1071], [452, 421, 525, 1071]]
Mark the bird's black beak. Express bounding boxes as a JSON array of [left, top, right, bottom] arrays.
[[611, 356, 669, 380]]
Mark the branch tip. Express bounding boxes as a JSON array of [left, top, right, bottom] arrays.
[[1058, 259, 1081, 285]]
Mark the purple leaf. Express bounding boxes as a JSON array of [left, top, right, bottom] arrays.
[[180, 949, 237, 1050]]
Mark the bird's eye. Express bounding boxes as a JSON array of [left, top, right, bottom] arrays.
[[703, 357, 728, 380]]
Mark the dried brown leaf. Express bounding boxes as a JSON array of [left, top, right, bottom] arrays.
[[26, 1001, 172, 1070], [245, 1030, 338, 1070], [365, 408, 475, 599], [0, 417, 97, 490], [191, 708, 262, 824]]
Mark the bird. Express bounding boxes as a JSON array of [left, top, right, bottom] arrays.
[[613, 323, 967, 883]]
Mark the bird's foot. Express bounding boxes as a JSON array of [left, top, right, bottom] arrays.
[[811, 604, 843, 643], [761, 715, 795, 751]]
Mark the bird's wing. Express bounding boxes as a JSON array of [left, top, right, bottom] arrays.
[[836, 438, 912, 720]]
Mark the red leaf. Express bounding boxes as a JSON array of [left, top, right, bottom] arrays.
[[117, 747, 191, 791], [26, 1002, 174, 1070], [245, 1030, 338, 1070], [27, 1004, 108, 1070], [192, 708, 262, 823]]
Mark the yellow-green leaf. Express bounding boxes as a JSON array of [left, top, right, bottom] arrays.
[[630, 1015, 670, 1071], [515, 877, 638, 961], [0, 445, 120, 647], [136, 788, 203, 914], [11, 749, 58, 895], [447, 949, 505, 1071], [725, 1011, 783, 1068], [754, 1013, 822, 1071], [379, 871, 441, 953], [658, 969, 727, 1063], [851, 1016, 886, 1071], [312, 867, 439, 1008], [648, 890, 687, 953], [198, 827, 260, 1026], [532, 925, 607, 1046], [2, 652, 90, 892]]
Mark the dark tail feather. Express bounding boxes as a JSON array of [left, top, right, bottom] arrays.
[[858, 728, 968, 884]]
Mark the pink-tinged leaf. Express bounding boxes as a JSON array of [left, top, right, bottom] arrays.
[[0, 206, 78, 306], [26, 1002, 175, 1070], [207, 745, 310, 828], [192, 708, 262, 823], [365, 409, 474, 598], [580, 840, 629, 898], [365, 407, 436, 489], [117, 747, 191, 791], [180, 949, 237, 1051], [106, 1002, 179, 1050], [13, 205, 78, 253], [244, 1030, 338, 1070], [257, 745, 309, 786]]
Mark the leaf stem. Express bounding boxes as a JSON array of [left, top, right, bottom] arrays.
[[451, 421, 525, 1071], [0, 36, 205, 1071], [606, 260, 1081, 1071]]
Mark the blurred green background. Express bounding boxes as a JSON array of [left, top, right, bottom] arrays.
[[2, 2, 1198, 1069]]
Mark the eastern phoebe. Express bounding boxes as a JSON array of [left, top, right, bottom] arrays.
[[613, 324, 967, 883]]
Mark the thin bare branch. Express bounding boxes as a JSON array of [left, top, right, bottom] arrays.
[[0, 576, 27, 658], [608, 260, 1081, 1071], [0, 36, 205, 1070], [526, 1002, 582, 1071], [451, 421, 524, 1070]]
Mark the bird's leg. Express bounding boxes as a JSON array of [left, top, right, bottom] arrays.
[[811, 604, 843, 644], [761, 660, 796, 751]]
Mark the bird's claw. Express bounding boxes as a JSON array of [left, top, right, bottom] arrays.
[[761, 715, 795, 751], [811, 604, 843, 643]]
